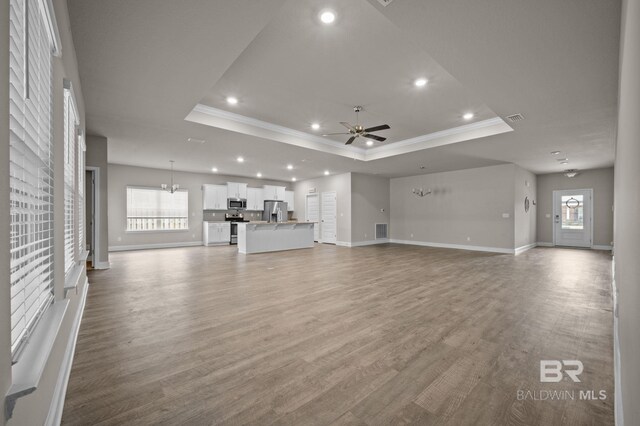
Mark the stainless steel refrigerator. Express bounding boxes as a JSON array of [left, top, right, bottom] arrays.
[[262, 201, 288, 222]]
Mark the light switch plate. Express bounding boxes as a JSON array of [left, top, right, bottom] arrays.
[[502, 213, 510, 218]]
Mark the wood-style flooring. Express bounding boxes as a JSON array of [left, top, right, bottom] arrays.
[[62, 244, 614, 425]]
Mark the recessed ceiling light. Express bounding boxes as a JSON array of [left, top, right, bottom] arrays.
[[319, 10, 335, 24], [226, 96, 238, 105], [211, 167, 218, 172], [324, 170, 330, 175], [560, 161, 569, 164], [366, 140, 374, 146], [311, 123, 320, 130], [550, 151, 561, 155], [463, 112, 474, 120], [287, 164, 293, 170], [256, 172, 262, 178], [292, 177, 297, 182], [414, 78, 428, 87], [237, 156, 244, 163]]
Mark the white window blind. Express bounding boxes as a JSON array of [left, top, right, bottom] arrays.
[[63, 83, 78, 274], [126, 187, 189, 231], [78, 133, 85, 256], [9, 0, 55, 357]]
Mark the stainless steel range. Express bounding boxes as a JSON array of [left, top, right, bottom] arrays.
[[225, 213, 250, 245]]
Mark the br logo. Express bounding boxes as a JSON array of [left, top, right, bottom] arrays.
[[540, 360, 584, 383]]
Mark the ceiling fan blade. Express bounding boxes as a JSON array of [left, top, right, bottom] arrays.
[[345, 136, 356, 145], [322, 133, 351, 136], [362, 133, 386, 142], [340, 122, 356, 131], [364, 124, 390, 133]]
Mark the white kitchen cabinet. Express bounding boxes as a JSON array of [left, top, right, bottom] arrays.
[[227, 182, 248, 199], [203, 184, 228, 210], [203, 222, 231, 245], [263, 185, 285, 201], [285, 190, 295, 211], [246, 187, 264, 211]]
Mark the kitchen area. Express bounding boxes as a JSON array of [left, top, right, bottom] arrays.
[[202, 182, 315, 253]]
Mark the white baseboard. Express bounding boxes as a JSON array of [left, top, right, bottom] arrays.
[[536, 242, 554, 247], [389, 239, 514, 254], [593, 244, 613, 251], [514, 243, 537, 255], [45, 278, 89, 426], [336, 239, 389, 248], [92, 261, 111, 269], [109, 241, 203, 252]]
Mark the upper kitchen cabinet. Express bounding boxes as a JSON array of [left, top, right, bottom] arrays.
[[285, 191, 295, 211], [263, 185, 285, 201], [246, 187, 264, 211], [227, 182, 248, 199], [203, 184, 228, 210]]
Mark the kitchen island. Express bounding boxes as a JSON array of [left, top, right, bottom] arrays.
[[237, 222, 315, 254]]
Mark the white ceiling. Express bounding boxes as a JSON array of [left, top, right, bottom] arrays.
[[67, 0, 620, 181]]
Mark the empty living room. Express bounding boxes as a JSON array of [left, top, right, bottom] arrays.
[[1, 0, 639, 425]]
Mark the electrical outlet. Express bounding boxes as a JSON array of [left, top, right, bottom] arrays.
[[546, 213, 551, 218], [410, 233, 414, 238], [192, 234, 195, 238]]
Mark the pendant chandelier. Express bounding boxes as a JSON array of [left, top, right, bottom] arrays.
[[161, 160, 180, 193]]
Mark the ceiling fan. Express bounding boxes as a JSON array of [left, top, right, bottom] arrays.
[[322, 106, 390, 145]]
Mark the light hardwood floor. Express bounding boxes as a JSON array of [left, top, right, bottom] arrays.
[[62, 244, 614, 425]]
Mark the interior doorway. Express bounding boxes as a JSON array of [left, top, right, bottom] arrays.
[[553, 188, 593, 248], [85, 167, 100, 267]]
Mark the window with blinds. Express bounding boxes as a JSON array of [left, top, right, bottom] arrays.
[[9, 0, 55, 357], [63, 83, 78, 275], [126, 187, 189, 231]]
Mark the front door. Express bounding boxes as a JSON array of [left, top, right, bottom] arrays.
[[553, 189, 592, 248]]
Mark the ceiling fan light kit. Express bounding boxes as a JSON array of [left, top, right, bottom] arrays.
[[564, 169, 579, 178], [322, 106, 391, 145]]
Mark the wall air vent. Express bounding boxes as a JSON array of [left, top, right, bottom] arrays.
[[375, 223, 388, 240], [376, 0, 396, 6], [505, 113, 525, 122]]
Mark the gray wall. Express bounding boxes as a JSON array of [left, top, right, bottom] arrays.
[[390, 164, 517, 250], [85, 135, 109, 265], [536, 168, 614, 246], [294, 173, 352, 244], [1, 0, 89, 424], [108, 164, 291, 249], [615, 0, 640, 424], [351, 173, 391, 244], [514, 166, 537, 249]]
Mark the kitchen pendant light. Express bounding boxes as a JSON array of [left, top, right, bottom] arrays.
[[161, 160, 180, 193]]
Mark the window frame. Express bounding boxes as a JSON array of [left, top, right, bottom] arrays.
[[125, 186, 190, 233]]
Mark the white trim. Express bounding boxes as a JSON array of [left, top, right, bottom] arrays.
[[389, 239, 514, 254], [514, 243, 537, 255], [593, 245, 613, 251], [5, 300, 70, 419], [186, 104, 513, 162], [45, 279, 88, 426], [337, 239, 390, 248], [37, 0, 62, 56], [109, 241, 203, 252], [612, 258, 624, 426], [536, 241, 554, 247], [335, 241, 350, 247], [93, 261, 111, 270]]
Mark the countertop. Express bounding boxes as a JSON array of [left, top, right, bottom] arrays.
[[237, 221, 316, 225]]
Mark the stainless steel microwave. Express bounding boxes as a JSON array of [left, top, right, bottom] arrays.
[[227, 198, 247, 210]]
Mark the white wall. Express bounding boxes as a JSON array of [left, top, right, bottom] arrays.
[[536, 168, 614, 247], [615, 0, 640, 424], [390, 164, 518, 251], [294, 173, 352, 244], [108, 164, 291, 250], [351, 173, 390, 244]]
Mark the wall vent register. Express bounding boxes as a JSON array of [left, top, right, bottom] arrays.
[[375, 223, 388, 240]]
